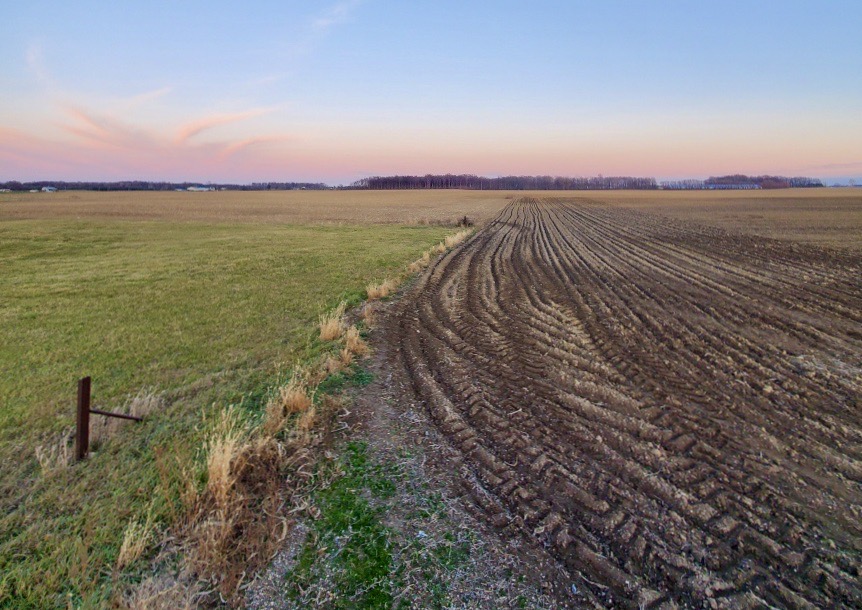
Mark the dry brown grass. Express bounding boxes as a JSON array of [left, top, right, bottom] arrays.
[[188, 412, 287, 602], [323, 354, 345, 375], [361, 303, 378, 327], [366, 278, 398, 300], [444, 229, 473, 248], [296, 405, 317, 435], [318, 301, 347, 341], [121, 575, 199, 610], [130, 222, 481, 603], [34, 429, 73, 475], [339, 347, 354, 367], [407, 250, 432, 274], [117, 513, 155, 569], [344, 326, 369, 357], [91, 390, 164, 449], [263, 373, 314, 436], [205, 407, 248, 508], [417, 228, 473, 265]]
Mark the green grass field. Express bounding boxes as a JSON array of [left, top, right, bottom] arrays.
[[0, 218, 451, 608]]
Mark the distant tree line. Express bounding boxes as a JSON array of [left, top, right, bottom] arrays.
[[1, 174, 825, 192], [660, 175, 823, 190], [350, 174, 659, 190], [0, 180, 328, 191]]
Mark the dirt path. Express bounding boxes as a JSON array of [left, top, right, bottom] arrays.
[[386, 197, 862, 608], [246, 287, 578, 609]]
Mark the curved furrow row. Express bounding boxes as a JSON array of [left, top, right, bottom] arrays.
[[390, 198, 862, 608], [543, 203, 861, 466]]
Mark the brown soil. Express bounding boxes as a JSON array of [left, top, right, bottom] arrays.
[[384, 197, 862, 608]]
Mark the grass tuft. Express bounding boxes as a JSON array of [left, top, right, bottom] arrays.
[[339, 346, 354, 367], [344, 325, 369, 357], [361, 303, 379, 327], [117, 513, 154, 569], [323, 354, 345, 375], [444, 229, 472, 249], [365, 278, 398, 300], [263, 373, 313, 436], [319, 301, 347, 341], [34, 429, 73, 475], [205, 407, 248, 507]]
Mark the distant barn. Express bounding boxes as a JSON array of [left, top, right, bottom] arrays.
[[41, 186, 57, 192]]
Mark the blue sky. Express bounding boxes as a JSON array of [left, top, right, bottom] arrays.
[[2, 1, 860, 183]]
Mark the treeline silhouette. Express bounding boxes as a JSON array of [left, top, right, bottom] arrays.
[[0, 180, 327, 191], [661, 175, 823, 190], [1, 174, 824, 192], [351, 174, 658, 190]]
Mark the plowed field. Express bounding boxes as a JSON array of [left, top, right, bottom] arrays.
[[391, 197, 862, 608]]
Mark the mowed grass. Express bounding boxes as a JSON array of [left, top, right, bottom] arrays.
[[0, 218, 452, 607]]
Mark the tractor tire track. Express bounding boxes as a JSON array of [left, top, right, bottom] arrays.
[[389, 198, 862, 608]]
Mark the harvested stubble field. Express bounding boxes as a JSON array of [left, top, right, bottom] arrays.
[[0, 189, 513, 225], [591, 188, 862, 249], [389, 196, 861, 607]]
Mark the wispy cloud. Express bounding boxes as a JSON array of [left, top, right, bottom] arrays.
[[311, 0, 361, 32], [123, 86, 173, 107], [59, 105, 160, 151], [218, 135, 290, 160], [174, 108, 272, 144], [25, 41, 52, 87], [278, 0, 361, 60]]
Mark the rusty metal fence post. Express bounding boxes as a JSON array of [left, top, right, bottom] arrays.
[[75, 376, 91, 461], [74, 376, 143, 461]]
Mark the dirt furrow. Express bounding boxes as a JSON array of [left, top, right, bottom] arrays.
[[387, 198, 861, 608]]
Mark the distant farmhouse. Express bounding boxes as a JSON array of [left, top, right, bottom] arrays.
[[186, 186, 215, 192], [41, 186, 57, 192]]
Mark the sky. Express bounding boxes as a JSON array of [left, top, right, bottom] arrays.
[[1, 1, 860, 185]]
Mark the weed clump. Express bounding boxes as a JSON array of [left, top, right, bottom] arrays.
[[444, 229, 472, 249], [366, 278, 398, 300], [344, 325, 369, 357], [264, 372, 314, 436], [318, 301, 347, 341], [205, 406, 248, 507], [117, 513, 155, 569]]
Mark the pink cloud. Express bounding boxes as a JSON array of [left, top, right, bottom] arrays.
[[218, 135, 291, 160], [0, 107, 298, 181], [174, 109, 271, 144]]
